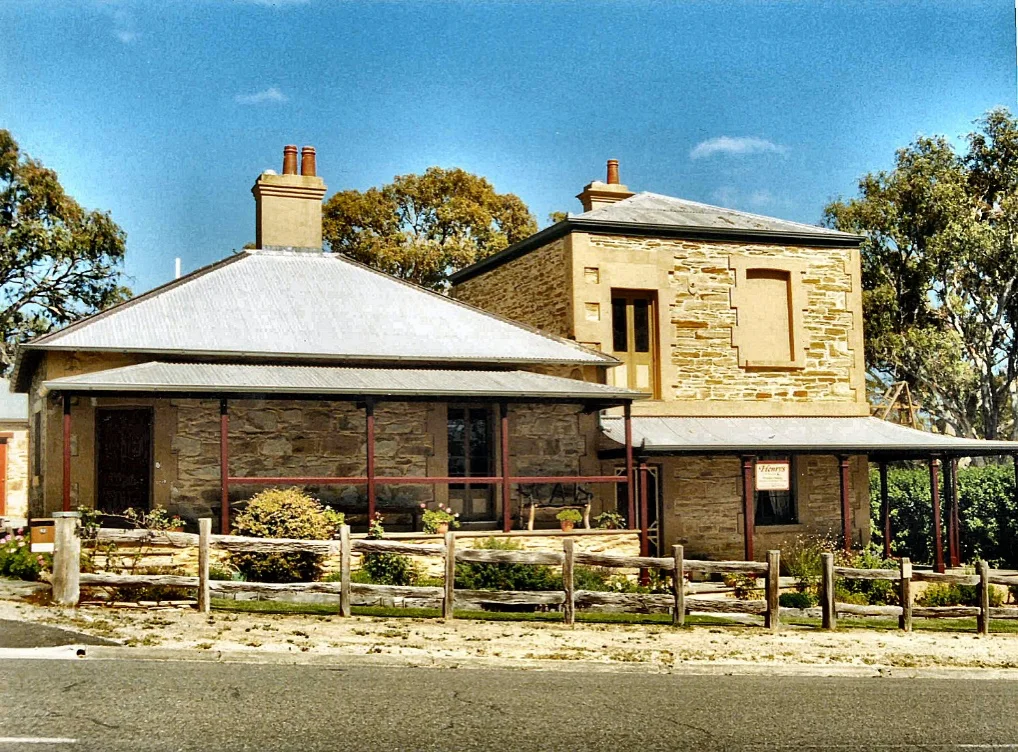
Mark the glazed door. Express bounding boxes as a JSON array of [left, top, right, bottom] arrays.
[[96, 408, 152, 515]]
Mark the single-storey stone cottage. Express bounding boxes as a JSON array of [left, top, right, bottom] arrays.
[[14, 149, 1018, 566]]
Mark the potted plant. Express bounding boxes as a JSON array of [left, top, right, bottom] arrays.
[[593, 511, 626, 530], [556, 508, 583, 532], [420, 503, 460, 535]]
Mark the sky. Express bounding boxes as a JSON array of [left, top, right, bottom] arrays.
[[1, 0, 1015, 295]]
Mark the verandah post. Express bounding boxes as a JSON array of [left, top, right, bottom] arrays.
[[219, 398, 229, 534], [500, 402, 511, 533], [899, 557, 912, 632], [838, 455, 852, 553], [443, 530, 455, 620], [339, 524, 351, 618], [197, 517, 211, 613], [929, 457, 945, 573], [366, 398, 377, 523], [672, 544, 684, 627], [562, 538, 575, 625], [61, 395, 72, 512], [638, 462, 650, 558], [765, 550, 780, 631], [820, 552, 835, 630], [741, 455, 755, 561], [624, 403, 635, 528], [879, 460, 891, 559], [51, 511, 81, 607], [946, 457, 960, 568]]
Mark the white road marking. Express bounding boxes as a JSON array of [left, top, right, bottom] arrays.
[[0, 738, 77, 744]]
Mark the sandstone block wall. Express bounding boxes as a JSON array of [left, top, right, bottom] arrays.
[[1, 426, 28, 522]]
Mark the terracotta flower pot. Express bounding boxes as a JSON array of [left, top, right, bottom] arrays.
[[436, 522, 450, 535], [559, 520, 575, 532]]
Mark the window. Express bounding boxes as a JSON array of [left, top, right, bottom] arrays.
[[755, 455, 797, 526], [730, 256, 807, 369], [447, 406, 495, 522], [610, 290, 657, 395]]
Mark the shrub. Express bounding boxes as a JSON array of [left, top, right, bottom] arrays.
[[455, 537, 561, 591], [835, 545, 899, 606], [230, 488, 339, 583], [917, 582, 1003, 608], [592, 511, 626, 530], [0, 529, 48, 581], [779, 591, 816, 609], [724, 572, 761, 600], [782, 534, 835, 593], [419, 503, 460, 534], [361, 514, 420, 586], [556, 509, 583, 523]]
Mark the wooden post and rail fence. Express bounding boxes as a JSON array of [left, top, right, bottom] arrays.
[[48, 513, 1018, 633]]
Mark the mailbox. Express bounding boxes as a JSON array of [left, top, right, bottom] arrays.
[[29, 518, 55, 553]]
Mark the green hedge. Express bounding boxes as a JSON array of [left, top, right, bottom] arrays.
[[871, 462, 1018, 568]]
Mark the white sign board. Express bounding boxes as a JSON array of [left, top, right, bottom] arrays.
[[755, 460, 790, 492]]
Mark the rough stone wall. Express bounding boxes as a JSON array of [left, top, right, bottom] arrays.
[[1, 426, 28, 521], [452, 238, 572, 339], [659, 454, 870, 560], [583, 235, 864, 409], [170, 399, 434, 527]]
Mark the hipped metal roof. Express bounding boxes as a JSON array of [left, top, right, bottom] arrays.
[[16, 250, 612, 386], [451, 192, 863, 284], [42, 362, 645, 404], [600, 416, 1018, 458]]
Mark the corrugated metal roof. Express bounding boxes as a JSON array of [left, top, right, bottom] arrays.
[[0, 379, 27, 422], [579, 192, 858, 238], [23, 250, 612, 366], [43, 362, 645, 402], [600, 416, 1018, 456]]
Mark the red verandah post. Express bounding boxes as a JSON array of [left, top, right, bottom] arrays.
[[879, 460, 891, 559], [219, 398, 229, 534], [366, 398, 377, 522], [500, 402, 511, 533], [930, 456, 945, 574], [947, 456, 960, 568], [624, 403, 635, 528], [838, 455, 852, 553], [62, 394, 71, 512], [638, 462, 649, 558], [741, 455, 755, 561]]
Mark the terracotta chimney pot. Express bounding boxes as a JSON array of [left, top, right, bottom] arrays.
[[282, 145, 298, 176], [606, 159, 620, 185], [300, 146, 317, 177]]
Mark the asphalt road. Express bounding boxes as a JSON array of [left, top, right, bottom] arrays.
[[1, 657, 1018, 751]]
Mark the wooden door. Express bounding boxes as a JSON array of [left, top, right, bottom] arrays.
[[96, 408, 152, 515]]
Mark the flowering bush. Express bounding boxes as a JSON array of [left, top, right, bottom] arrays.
[[0, 529, 49, 581], [362, 513, 421, 585], [420, 503, 459, 534]]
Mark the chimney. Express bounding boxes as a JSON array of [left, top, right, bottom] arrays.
[[576, 159, 635, 212], [252, 144, 327, 251]]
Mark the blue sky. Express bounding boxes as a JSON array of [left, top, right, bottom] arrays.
[[1, 0, 1014, 294]]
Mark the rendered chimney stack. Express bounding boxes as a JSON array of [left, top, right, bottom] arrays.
[[300, 146, 317, 177], [606, 159, 620, 185], [576, 159, 634, 212], [282, 145, 298, 176], [252, 144, 327, 251]]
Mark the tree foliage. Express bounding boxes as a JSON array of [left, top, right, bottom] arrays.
[[322, 166, 537, 290], [0, 130, 129, 370], [825, 109, 1018, 439]]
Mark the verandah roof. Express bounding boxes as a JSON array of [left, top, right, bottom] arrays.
[[42, 361, 645, 405], [599, 415, 1018, 459]]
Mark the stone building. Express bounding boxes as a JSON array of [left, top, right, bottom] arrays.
[[0, 379, 29, 528], [451, 161, 1018, 563], [11, 147, 642, 535]]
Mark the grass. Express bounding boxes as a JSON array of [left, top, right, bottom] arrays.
[[209, 598, 1018, 633]]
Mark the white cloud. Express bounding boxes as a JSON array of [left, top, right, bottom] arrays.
[[711, 187, 792, 212], [234, 86, 289, 105], [690, 136, 788, 160]]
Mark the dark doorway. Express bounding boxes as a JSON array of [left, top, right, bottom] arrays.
[[96, 408, 152, 515]]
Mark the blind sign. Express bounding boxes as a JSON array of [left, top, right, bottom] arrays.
[[755, 460, 791, 491]]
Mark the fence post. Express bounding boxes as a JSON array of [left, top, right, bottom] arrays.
[[197, 518, 211, 613], [51, 511, 81, 607], [899, 557, 912, 633], [339, 524, 351, 618], [765, 550, 780, 631], [978, 560, 990, 636], [443, 530, 455, 620], [672, 544, 685, 627], [821, 552, 835, 630], [562, 538, 575, 625]]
